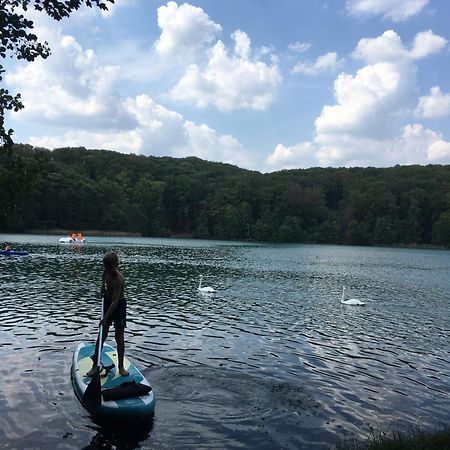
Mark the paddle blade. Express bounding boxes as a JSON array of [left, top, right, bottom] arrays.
[[83, 371, 102, 412]]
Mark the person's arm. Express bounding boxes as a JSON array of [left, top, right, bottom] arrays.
[[102, 272, 124, 324]]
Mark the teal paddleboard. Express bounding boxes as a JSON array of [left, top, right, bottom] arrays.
[[71, 342, 155, 419]]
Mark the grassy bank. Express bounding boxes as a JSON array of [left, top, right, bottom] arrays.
[[336, 426, 450, 450]]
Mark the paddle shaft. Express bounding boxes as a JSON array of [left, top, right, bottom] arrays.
[[82, 296, 105, 412], [95, 297, 104, 371]]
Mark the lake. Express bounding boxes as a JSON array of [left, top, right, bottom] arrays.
[[0, 234, 449, 449]]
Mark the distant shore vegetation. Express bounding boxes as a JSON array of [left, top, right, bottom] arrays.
[[2, 144, 450, 248]]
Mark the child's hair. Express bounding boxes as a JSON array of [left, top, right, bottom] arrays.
[[103, 251, 119, 272]]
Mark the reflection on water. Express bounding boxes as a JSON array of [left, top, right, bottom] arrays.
[[82, 416, 154, 450], [0, 235, 449, 449]]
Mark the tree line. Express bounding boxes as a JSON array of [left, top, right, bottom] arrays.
[[2, 144, 450, 247]]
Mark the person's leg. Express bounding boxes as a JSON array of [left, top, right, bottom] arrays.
[[115, 327, 129, 376], [86, 324, 110, 377]]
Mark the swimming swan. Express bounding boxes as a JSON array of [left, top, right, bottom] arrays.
[[341, 286, 365, 306], [198, 275, 216, 294]]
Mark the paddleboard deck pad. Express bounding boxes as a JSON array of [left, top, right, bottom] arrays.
[[71, 342, 155, 419]]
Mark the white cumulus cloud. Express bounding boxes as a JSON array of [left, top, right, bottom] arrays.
[[266, 29, 450, 171], [6, 26, 135, 130], [395, 123, 450, 163], [414, 86, 450, 119], [317, 30, 446, 141], [169, 30, 281, 111], [288, 41, 311, 53], [315, 62, 406, 140], [265, 123, 450, 171], [29, 130, 144, 154], [29, 94, 254, 169], [6, 6, 255, 169], [346, 0, 430, 22], [154, 1, 222, 62], [427, 139, 450, 162], [353, 30, 408, 63], [292, 52, 342, 75], [180, 121, 250, 167], [351, 29, 447, 65], [99, 0, 135, 17], [409, 30, 448, 59], [266, 142, 318, 170]]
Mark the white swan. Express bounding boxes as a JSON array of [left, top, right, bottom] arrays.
[[341, 286, 365, 306], [198, 275, 216, 294]]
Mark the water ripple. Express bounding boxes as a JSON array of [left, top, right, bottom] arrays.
[[0, 238, 449, 449]]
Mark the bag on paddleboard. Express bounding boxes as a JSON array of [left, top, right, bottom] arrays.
[[102, 380, 152, 401]]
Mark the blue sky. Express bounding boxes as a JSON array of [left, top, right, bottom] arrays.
[[4, 0, 450, 171]]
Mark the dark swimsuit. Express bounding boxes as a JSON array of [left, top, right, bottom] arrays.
[[103, 283, 127, 329]]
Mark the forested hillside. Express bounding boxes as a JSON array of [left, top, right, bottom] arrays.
[[2, 144, 450, 247]]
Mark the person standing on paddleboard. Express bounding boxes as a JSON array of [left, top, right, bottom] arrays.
[[86, 251, 129, 377]]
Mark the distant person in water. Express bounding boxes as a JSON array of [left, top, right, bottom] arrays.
[[86, 251, 129, 377], [2, 242, 11, 251]]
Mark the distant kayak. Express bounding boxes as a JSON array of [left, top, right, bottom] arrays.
[[0, 250, 28, 256], [71, 342, 155, 419]]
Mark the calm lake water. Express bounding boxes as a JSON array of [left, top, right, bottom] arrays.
[[0, 234, 449, 449]]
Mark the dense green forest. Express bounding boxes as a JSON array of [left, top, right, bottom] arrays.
[[1, 144, 450, 247]]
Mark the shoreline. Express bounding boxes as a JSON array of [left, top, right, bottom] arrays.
[[25, 229, 143, 238], [2, 230, 448, 249]]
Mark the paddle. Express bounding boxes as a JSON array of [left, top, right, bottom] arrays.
[[83, 298, 104, 412]]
